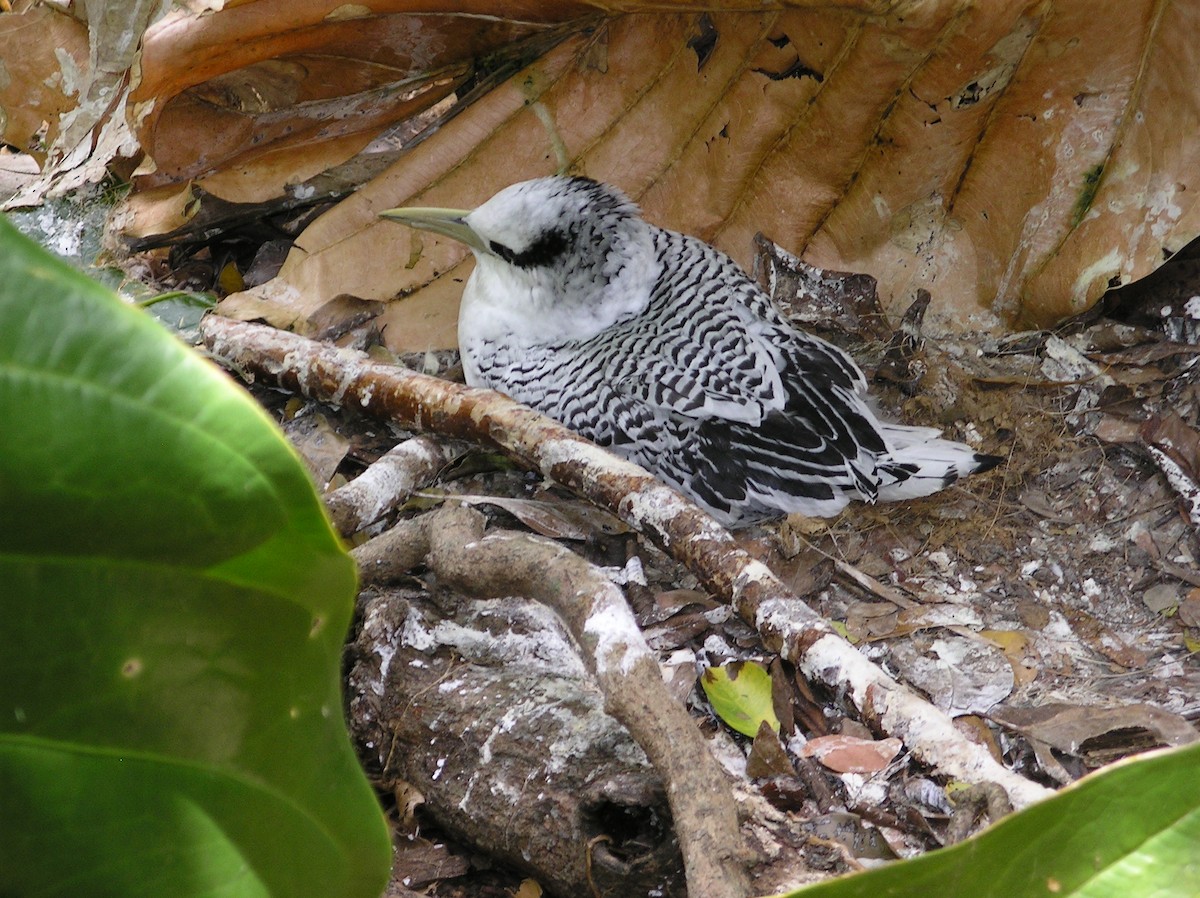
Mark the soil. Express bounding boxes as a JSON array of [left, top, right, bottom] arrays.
[[118, 219, 1200, 895], [248, 242, 1200, 896]]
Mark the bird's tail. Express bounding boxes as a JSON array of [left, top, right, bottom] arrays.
[[874, 423, 1002, 502]]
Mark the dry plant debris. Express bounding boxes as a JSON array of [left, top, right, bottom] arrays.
[[8, 5, 1192, 340], [175, 2, 1200, 346], [193, 240, 1200, 894]]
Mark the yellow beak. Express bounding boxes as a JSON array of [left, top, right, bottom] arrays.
[[378, 206, 488, 253]]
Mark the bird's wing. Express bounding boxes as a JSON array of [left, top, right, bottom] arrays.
[[605, 233, 865, 426], [605, 301, 787, 425]]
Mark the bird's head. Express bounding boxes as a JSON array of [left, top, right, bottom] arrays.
[[381, 176, 656, 340]]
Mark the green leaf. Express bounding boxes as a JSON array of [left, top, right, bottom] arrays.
[[701, 661, 780, 738], [0, 215, 390, 898], [773, 741, 1200, 898]]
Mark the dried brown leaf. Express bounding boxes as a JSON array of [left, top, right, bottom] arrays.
[[196, 1, 1200, 348], [0, 7, 88, 162], [799, 734, 903, 775], [990, 701, 1199, 768], [747, 721, 796, 779], [129, 1, 586, 197]]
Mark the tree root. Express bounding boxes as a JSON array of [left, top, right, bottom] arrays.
[[200, 315, 1053, 815], [365, 505, 752, 898], [347, 584, 687, 897]]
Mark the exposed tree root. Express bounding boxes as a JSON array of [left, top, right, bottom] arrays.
[[355, 506, 751, 898], [201, 314, 1053, 812], [346, 582, 690, 897]]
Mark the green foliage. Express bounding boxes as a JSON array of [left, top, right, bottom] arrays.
[[774, 741, 1200, 898], [701, 660, 780, 738], [0, 216, 390, 897]]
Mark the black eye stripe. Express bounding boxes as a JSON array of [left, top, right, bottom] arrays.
[[489, 229, 569, 268]]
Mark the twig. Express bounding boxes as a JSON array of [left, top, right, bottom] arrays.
[[200, 315, 1053, 809], [326, 435, 464, 535]]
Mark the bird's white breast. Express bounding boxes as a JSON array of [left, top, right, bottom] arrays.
[[457, 225, 657, 387]]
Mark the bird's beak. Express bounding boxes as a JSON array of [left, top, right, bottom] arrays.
[[378, 206, 488, 253]]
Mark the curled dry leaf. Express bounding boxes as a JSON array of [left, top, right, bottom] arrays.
[[128, 1, 589, 202], [990, 702, 1199, 770], [1, 0, 157, 205], [747, 721, 796, 779], [193, 0, 1200, 348]]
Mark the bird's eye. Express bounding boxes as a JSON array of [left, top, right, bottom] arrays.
[[488, 229, 569, 268]]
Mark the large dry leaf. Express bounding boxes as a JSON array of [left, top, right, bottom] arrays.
[[129, 1, 592, 202], [197, 2, 1197, 344], [1, 0, 158, 205], [0, 6, 89, 163]]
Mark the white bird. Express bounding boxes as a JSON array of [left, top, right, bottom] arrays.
[[381, 176, 1000, 526]]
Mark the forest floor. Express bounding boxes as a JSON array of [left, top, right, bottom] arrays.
[[9, 174, 1200, 895], [257, 246, 1200, 896]]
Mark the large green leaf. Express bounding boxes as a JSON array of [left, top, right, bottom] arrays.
[[0, 215, 390, 897], [775, 740, 1200, 897]]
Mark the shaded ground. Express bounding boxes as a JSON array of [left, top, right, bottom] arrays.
[[257, 247, 1200, 894], [11, 183, 1198, 894]]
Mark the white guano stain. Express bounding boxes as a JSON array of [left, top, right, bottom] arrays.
[[584, 591, 650, 677], [538, 437, 650, 479]]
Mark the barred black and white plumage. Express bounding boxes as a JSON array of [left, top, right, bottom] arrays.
[[382, 176, 1001, 525]]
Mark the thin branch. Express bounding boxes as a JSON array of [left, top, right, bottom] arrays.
[[326, 435, 464, 535]]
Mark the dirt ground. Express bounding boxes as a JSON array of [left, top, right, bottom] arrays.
[[248, 242, 1200, 896]]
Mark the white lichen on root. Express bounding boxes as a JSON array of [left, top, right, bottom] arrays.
[[537, 436, 652, 481], [751, 595, 826, 644], [329, 436, 449, 527], [584, 590, 652, 677], [402, 600, 588, 679], [734, 558, 782, 598]]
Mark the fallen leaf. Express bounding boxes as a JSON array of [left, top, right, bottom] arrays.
[[980, 629, 1039, 687], [1177, 588, 1200, 629], [747, 720, 796, 779], [800, 734, 903, 775], [128, 2, 576, 196], [701, 660, 779, 738], [0, 6, 89, 162], [952, 715, 1005, 763], [888, 635, 1014, 716], [513, 878, 543, 898], [991, 702, 1199, 771], [1143, 582, 1181, 615], [283, 412, 351, 488], [1059, 604, 1147, 669], [191, 2, 1200, 350]]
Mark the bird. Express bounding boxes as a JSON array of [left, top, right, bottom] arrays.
[[380, 176, 1002, 526]]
